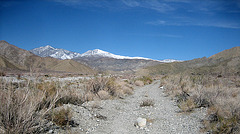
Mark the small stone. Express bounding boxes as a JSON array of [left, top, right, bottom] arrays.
[[137, 117, 147, 127]]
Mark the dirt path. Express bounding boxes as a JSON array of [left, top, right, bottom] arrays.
[[85, 80, 206, 134], [55, 80, 206, 134]]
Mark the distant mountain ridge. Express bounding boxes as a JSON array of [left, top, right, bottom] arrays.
[[142, 46, 240, 76], [30, 45, 180, 62], [30, 45, 81, 60], [0, 41, 95, 74]]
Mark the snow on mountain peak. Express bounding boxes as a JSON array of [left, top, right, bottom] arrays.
[[41, 45, 54, 50], [30, 45, 81, 60], [160, 59, 182, 63], [81, 49, 150, 60], [30, 46, 181, 62], [81, 49, 113, 57]]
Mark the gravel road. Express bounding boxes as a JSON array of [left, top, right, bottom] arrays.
[[54, 80, 206, 134]]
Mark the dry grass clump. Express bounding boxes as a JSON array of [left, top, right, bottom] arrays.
[[83, 76, 133, 100], [98, 90, 111, 100], [177, 98, 195, 112], [122, 86, 134, 95], [84, 92, 95, 101], [0, 79, 58, 134], [137, 76, 153, 85], [37, 81, 58, 97], [0, 75, 134, 133], [140, 99, 155, 107], [56, 95, 84, 106], [49, 107, 73, 128], [161, 74, 240, 133], [135, 80, 144, 86]]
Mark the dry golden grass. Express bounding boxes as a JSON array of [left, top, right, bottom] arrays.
[[83, 76, 133, 100], [161, 74, 240, 133], [0, 78, 59, 134], [50, 107, 72, 128], [98, 90, 111, 100], [0, 75, 135, 133], [178, 98, 195, 112], [135, 80, 144, 86]]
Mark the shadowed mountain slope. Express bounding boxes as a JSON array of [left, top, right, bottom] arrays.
[[73, 56, 161, 72]]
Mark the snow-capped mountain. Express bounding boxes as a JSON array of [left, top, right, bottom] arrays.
[[81, 49, 151, 60], [30, 45, 180, 62], [160, 59, 182, 63], [30, 45, 81, 60]]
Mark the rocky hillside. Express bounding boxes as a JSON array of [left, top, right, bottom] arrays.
[[142, 46, 240, 76], [0, 40, 95, 74], [73, 56, 161, 72]]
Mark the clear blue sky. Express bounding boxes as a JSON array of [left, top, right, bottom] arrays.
[[0, 0, 240, 60]]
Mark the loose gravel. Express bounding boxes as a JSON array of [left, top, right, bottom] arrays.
[[51, 80, 207, 134]]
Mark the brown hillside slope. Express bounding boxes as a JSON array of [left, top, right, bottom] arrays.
[[209, 46, 240, 60], [0, 40, 95, 74], [0, 40, 36, 70], [46, 59, 94, 73], [0, 56, 21, 70], [142, 46, 240, 76]]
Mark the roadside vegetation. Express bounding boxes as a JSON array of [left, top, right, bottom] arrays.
[[0, 73, 144, 133], [161, 74, 240, 133]]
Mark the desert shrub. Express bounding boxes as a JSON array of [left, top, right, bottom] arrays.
[[135, 80, 144, 86], [140, 99, 155, 107], [0, 82, 58, 134], [98, 90, 111, 100], [161, 74, 240, 133], [56, 95, 84, 106], [106, 77, 119, 96], [84, 92, 95, 101], [175, 91, 190, 103], [84, 77, 123, 100], [85, 77, 108, 95], [138, 76, 153, 85], [177, 98, 196, 112], [203, 105, 240, 134], [50, 107, 73, 128], [122, 86, 133, 95], [37, 81, 58, 97]]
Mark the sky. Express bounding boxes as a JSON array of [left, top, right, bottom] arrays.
[[0, 0, 240, 60]]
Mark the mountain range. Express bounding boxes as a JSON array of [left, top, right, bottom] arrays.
[[29, 45, 180, 72], [1, 40, 239, 76], [30, 45, 179, 62]]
